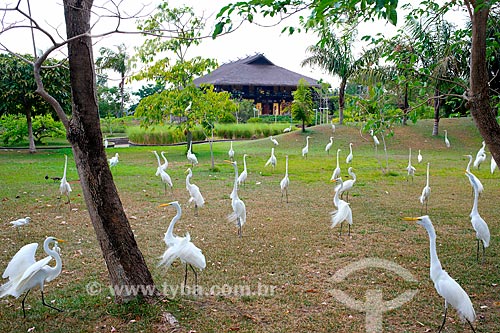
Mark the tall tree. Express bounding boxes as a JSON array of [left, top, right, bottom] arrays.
[[291, 78, 314, 132], [95, 44, 129, 118], [0, 1, 158, 302], [0, 54, 71, 153]]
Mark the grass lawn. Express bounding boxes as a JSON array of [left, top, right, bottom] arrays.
[[0, 118, 498, 332]]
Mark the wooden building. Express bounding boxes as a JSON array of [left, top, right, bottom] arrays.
[[193, 54, 321, 115]]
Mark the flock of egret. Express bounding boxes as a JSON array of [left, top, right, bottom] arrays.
[[0, 124, 494, 330]]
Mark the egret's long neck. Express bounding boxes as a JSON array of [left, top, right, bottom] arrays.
[[306, 137, 309, 147], [334, 180, 342, 206], [154, 151, 161, 167], [426, 164, 430, 187], [285, 157, 288, 176], [466, 156, 472, 172], [336, 149, 340, 168], [424, 223, 443, 278], [63, 156, 68, 179], [44, 240, 63, 277], [471, 182, 479, 215], [349, 144, 352, 154], [408, 148, 412, 163], [165, 206, 181, 244], [231, 164, 239, 199], [349, 169, 356, 181], [186, 172, 192, 187], [243, 155, 247, 171]]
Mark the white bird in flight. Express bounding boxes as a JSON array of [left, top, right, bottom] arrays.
[[226, 160, 247, 237], [465, 170, 490, 262], [302, 136, 311, 158], [404, 216, 476, 333], [158, 201, 206, 292], [0, 236, 65, 317], [185, 168, 204, 216], [280, 155, 290, 203], [325, 137, 334, 155], [265, 148, 277, 170]]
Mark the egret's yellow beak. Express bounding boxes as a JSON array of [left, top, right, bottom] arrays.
[[159, 203, 172, 207], [56, 239, 66, 243], [402, 217, 419, 221], [224, 160, 233, 163]]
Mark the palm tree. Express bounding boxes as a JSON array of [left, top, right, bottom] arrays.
[[96, 44, 129, 118], [301, 26, 367, 125]]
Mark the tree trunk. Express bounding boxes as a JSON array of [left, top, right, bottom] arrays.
[[302, 119, 305, 132], [432, 88, 440, 136], [338, 78, 347, 125], [468, 6, 500, 166], [25, 106, 36, 153], [63, 0, 157, 303]]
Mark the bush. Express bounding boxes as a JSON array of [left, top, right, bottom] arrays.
[[247, 117, 262, 123], [0, 114, 66, 146]]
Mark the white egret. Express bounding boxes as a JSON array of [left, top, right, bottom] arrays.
[[325, 137, 334, 155], [473, 144, 486, 169], [10, 217, 31, 235], [0, 237, 65, 317], [464, 155, 484, 195], [331, 178, 353, 236], [465, 171, 490, 262], [283, 125, 292, 133], [301, 136, 311, 158], [104, 138, 109, 149], [269, 136, 279, 146], [406, 148, 416, 182], [280, 155, 290, 203], [417, 149, 423, 164], [237, 154, 248, 186], [420, 162, 431, 214], [160, 151, 169, 171], [331, 123, 335, 133], [228, 141, 235, 160], [334, 167, 356, 202], [444, 130, 450, 148], [369, 129, 380, 146], [330, 149, 341, 181], [491, 155, 497, 174], [265, 147, 277, 170], [59, 154, 72, 208], [403, 216, 476, 332], [158, 201, 206, 292], [153, 151, 173, 194], [185, 168, 204, 216], [186, 141, 198, 167], [226, 160, 246, 237], [109, 153, 119, 168], [346, 142, 353, 164]]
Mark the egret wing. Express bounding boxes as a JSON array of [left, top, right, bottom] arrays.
[[2, 243, 38, 280]]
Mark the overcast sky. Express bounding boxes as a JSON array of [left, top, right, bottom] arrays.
[[1, 0, 468, 90]]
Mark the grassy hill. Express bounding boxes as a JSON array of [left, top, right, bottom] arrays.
[[0, 117, 497, 332]]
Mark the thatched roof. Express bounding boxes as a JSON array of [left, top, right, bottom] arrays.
[[193, 54, 321, 87]]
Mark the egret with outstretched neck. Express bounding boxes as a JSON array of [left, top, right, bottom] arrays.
[[464, 155, 484, 196], [228, 141, 235, 160], [325, 137, 334, 155], [153, 151, 173, 194], [186, 141, 198, 167], [185, 168, 204, 216], [334, 167, 356, 202], [420, 162, 431, 214], [237, 154, 248, 186], [346, 143, 353, 164], [465, 171, 490, 262], [331, 149, 341, 181], [265, 148, 277, 171], [406, 148, 416, 182], [444, 130, 450, 148], [331, 178, 353, 237], [280, 155, 290, 203], [302, 136, 311, 158], [403, 216, 476, 333], [226, 160, 246, 237]]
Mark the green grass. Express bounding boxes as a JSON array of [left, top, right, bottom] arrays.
[[0, 118, 499, 332]]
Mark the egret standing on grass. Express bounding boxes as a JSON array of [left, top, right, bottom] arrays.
[[417, 149, 423, 164], [228, 141, 235, 160], [10, 217, 31, 235], [464, 155, 484, 196], [331, 149, 341, 181], [444, 130, 451, 148], [280, 155, 290, 203], [160, 151, 169, 171], [302, 136, 311, 158], [403, 216, 476, 333], [369, 129, 380, 146], [473, 141, 486, 169], [420, 162, 431, 214], [334, 167, 356, 202], [153, 151, 173, 194], [109, 153, 119, 169], [325, 137, 334, 155], [283, 125, 292, 133], [60, 154, 72, 208], [331, 178, 353, 236], [226, 160, 246, 237], [158, 201, 206, 293], [406, 148, 416, 182], [237, 154, 248, 186], [346, 142, 353, 164], [0, 237, 65, 317], [186, 141, 198, 167], [265, 148, 277, 171], [465, 171, 490, 262], [185, 168, 204, 216], [270, 136, 279, 146], [491, 155, 497, 174]]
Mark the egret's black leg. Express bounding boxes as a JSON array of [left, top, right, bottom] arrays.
[[189, 265, 198, 295], [22, 289, 31, 318], [339, 222, 343, 237], [476, 239, 480, 262], [41, 290, 63, 312], [466, 318, 477, 333], [437, 303, 448, 333], [184, 264, 188, 292], [348, 224, 351, 237]]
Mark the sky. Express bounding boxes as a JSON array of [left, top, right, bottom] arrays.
[[1, 0, 469, 90]]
